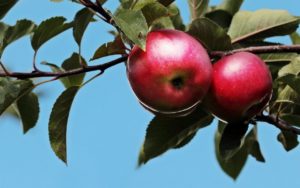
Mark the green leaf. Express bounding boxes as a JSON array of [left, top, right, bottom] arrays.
[[169, 4, 185, 31], [131, 0, 156, 10], [141, 2, 169, 26], [90, 36, 126, 61], [218, 122, 249, 160], [260, 53, 297, 64], [188, 0, 209, 20], [119, 0, 135, 9], [73, 8, 94, 46], [0, 78, 34, 115], [139, 2, 180, 30], [0, 19, 36, 56], [278, 56, 300, 77], [31, 17, 73, 51], [205, 10, 232, 28], [249, 141, 265, 162], [42, 53, 86, 88], [3, 105, 18, 118], [277, 130, 299, 151], [277, 85, 300, 103], [277, 74, 300, 94], [273, 99, 300, 107], [0, 22, 9, 42], [272, 85, 300, 115], [2, 20, 35, 45], [0, 0, 18, 20], [280, 114, 300, 127], [158, 0, 174, 7], [290, 32, 300, 44], [217, 0, 244, 15], [113, 9, 148, 50], [49, 86, 80, 164], [172, 132, 197, 149], [246, 126, 265, 162], [138, 107, 213, 166], [149, 16, 174, 30], [259, 53, 297, 77], [235, 40, 282, 48], [228, 10, 299, 43], [41, 62, 70, 88], [61, 53, 86, 87], [15, 92, 39, 133], [188, 18, 232, 51], [215, 122, 249, 180]]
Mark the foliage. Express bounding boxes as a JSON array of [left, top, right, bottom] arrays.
[[0, 0, 300, 180]]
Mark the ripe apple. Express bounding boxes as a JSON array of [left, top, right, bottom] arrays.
[[126, 29, 212, 116], [204, 52, 272, 122]]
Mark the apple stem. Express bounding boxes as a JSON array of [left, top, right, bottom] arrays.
[[255, 113, 300, 135]]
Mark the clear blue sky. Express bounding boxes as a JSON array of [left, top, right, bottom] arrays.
[[0, 0, 299, 187]]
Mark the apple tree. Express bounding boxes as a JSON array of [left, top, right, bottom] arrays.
[[1, 0, 300, 180]]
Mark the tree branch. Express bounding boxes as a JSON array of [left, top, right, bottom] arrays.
[[255, 113, 300, 135], [1, 44, 300, 80], [0, 56, 128, 79], [0, 61, 11, 76], [79, 0, 112, 24], [209, 44, 300, 57]]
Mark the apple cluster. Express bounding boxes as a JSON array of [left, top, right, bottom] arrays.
[[126, 29, 273, 123]]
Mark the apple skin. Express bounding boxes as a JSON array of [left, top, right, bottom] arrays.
[[126, 29, 212, 116], [204, 52, 272, 123]]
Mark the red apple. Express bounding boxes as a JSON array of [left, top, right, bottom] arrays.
[[126, 29, 212, 116], [204, 52, 272, 122]]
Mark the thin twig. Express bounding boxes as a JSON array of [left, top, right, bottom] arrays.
[[255, 113, 300, 135], [209, 45, 300, 57], [0, 61, 11, 76], [82, 70, 103, 87], [78, 0, 130, 46], [78, 47, 87, 68], [33, 51, 40, 71], [79, 0, 112, 24], [0, 56, 128, 79], [34, 77, 60, 87]]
